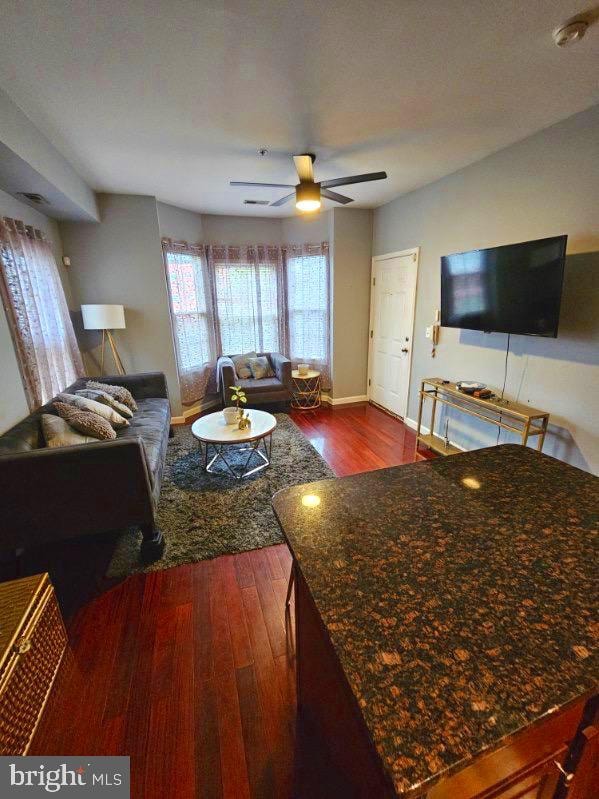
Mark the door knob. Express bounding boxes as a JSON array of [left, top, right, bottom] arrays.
[[401, 348, 409, 353]]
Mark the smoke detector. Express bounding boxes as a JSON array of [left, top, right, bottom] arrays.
[[553, 19, 588, 47]]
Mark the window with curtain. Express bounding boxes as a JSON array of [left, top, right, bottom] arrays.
[[209, 245, 283, 355], [284, 243, 330, 385], [163, 239, 330, 404], [163, 241, 216, 403], [0, 217, 84, 409]]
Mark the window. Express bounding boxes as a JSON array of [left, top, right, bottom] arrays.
[[0, 217, 84, 408], [210, 246, 282, 355], [285, 246, 330, 377], [163, 240, 330, 403], [164, 246, 214, 371]]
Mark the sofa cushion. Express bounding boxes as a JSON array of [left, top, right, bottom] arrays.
[[54, 402, 117, 440], [248, 355, 274, 380], [87, 380, 138, 411], [235, 377, 284, 395], [76, 388, 134, 418], [41, 414, 95, 448], [231, 351, 257, 380], [115, 398, 170, 501], [57, 393, 130, 428]]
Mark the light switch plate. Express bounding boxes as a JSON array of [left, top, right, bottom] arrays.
[[425, 326, 432, 339]]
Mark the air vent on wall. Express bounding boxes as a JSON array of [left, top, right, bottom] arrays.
[[19, 192, 49, 206], [243, 199, 269, 205]]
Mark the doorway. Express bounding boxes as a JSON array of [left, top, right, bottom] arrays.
[[367, 248, 419, 419]]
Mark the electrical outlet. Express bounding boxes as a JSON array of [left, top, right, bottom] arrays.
[[425, 326, 432, 339]]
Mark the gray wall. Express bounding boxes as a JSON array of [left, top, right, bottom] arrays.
[[61, 194, 182, 412], [0, 88, 98, 221], [282, 212, 330, 245], [157, 201, 330, 247], [0, 188, 71, 432], [331, 207, 373, 399], [157, 201, 204, 243], [373, 104, 599, 474]]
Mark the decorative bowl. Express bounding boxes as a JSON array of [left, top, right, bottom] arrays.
[[223, 407, 239, 424]]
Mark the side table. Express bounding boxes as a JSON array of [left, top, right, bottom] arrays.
[[0, 573, 67, 754], [291, 369, 321, 410]]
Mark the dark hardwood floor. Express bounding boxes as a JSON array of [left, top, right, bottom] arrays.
[[31, 402, 421, 798]]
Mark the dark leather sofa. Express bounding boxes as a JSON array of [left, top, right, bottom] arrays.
[[217, 352, 293, 406], [0, 372, 170, 561]]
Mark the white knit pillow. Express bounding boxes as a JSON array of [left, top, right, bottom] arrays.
[[56, 393, 129, 429]]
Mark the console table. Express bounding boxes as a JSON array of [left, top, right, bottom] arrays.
[[415, 377, 550, 457]]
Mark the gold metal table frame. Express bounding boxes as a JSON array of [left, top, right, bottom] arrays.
[[415, 378, 550, 459], [291, 370, 322, 410]]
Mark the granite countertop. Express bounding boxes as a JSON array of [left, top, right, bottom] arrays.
[[272, 444, 599, 796]]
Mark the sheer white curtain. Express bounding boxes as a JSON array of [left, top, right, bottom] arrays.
[[0, 217, 84, 409], [163, 240, 217, 404], [207, 245, 286, 356], [283, 243, 330, 386]]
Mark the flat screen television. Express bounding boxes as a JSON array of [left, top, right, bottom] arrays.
[[441, 235, 567, 337]]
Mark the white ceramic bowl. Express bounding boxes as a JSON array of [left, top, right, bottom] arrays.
[[223, 407, 238, 424]]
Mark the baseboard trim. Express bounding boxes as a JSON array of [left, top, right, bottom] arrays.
[[321, 393, 369, 406], [404, 417, 423, 432], [171, 397, 221, 425], [405, 417, 466, 451]]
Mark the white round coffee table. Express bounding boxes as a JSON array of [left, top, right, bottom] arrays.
[[191, 409, 277, 479]]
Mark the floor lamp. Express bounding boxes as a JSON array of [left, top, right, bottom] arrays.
[[81, 304, 127, 375]]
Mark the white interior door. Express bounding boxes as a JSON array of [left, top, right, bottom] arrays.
[[368, 248, 419, 418]]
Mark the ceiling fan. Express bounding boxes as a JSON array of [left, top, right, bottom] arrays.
[[230, 154, 387, 212]]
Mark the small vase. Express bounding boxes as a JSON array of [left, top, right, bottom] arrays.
[[223, 407, 238, 424]]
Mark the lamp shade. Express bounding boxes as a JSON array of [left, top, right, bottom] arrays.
[[81, 304, 126, 330], [295, 182, 321, 212]]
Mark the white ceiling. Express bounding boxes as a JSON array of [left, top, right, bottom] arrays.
[[0, 0, 598, 217]]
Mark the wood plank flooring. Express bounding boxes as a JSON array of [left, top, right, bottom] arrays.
[[30, 403, 421, 798]]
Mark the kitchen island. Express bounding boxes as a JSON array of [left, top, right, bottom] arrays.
[[272, 444, 598, 798]]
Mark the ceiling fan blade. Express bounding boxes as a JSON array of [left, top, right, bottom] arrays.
[[293, 154, 314, 183], [270, 192, 296, 207], [320, 171, 387, 189], [230, 181, 295, 188], [321, 188, 353, 205]]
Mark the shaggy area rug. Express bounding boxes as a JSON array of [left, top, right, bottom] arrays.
[[107, 413, 335, 576]]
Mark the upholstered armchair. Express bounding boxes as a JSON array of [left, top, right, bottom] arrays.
[[217, 352, 293, 406]]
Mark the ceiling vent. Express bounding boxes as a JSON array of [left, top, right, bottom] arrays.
[[243, 199, 269, 205], [19, 192, 49, 206]]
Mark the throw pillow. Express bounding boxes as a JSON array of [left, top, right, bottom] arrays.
[[53, 402, 117, 441], [56, 393, 129, 429], [76, 388, 134, 419], [231, 351, 257, 380], [248, 355, 274, 380], [86, 380, 138, 411], [41, 414, 95, 448]]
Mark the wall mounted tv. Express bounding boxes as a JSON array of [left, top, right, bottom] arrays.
[[441, 235, 567, 337]]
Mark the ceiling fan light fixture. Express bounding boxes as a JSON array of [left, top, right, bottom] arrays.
[[295, 182, 321, 212]]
